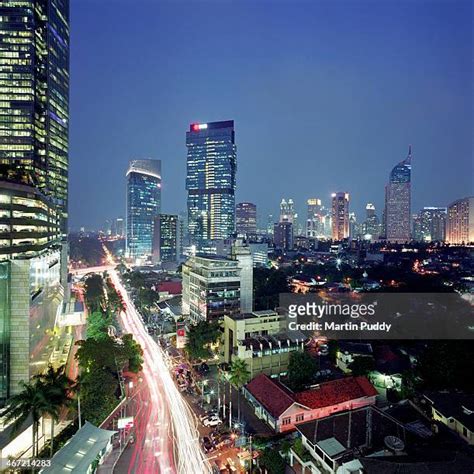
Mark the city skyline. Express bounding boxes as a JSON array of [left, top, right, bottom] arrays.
[[69, 0, 472, 230]]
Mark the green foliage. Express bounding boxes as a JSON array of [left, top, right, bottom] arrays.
[[184, 320, 220, 360], [117, 334, 144, 373], [348, 356, 376, 376], [259, 447, 286, 474], [86, 311, 112, 340], [79, 369, 120, 426], [287, 351, 315, 391], [229, 358, 251, 389], [253, 267, 290, 310], [75, 336, 119, 372]]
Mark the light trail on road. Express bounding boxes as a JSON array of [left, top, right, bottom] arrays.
[[110, 269, 212, 474]]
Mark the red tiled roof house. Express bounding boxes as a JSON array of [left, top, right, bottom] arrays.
[[243, 374, 377, 433]]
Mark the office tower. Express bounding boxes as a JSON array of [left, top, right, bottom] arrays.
[[349, 212, 359, 240], [152, 214, 178, 264], [413, 207, 447, 242], [182, 252, 252, 323], [266, 214, 274, 235], [306, 198, 322, 238], [248, 242, 269, 267], [384, 147, 412, 243], [0, 0, 69, 403], [363, 203, 381, 241], [0, 0, 70, 235], [274, 221, 293, 250], [126, 159, 161, 261], [116, 217, 124, 237], [331, 192, 350, 240], [446, 197, 474, 244], [186, 121, 236, 247], [236, 202, 257, 237], [279, 198, 295, 223]]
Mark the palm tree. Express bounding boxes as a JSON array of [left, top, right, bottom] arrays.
[[33, 365, 73, 456], [228, 358, 251, 423], [4, 381, 50, 458]]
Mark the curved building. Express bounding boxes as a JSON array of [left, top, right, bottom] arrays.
[[126, 159, 162, 261], [384, 147, 412, 243]]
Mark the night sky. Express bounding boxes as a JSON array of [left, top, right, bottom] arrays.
[[69, 0, 472, 230]]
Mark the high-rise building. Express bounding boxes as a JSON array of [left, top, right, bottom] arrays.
[[446, 197, 474, 244], [413, 207, 447, 242], [266, 214, 274, 236], [186, 121, 236, 247], [331, 192, 350, 240], [115, 217, 125, 237], [126, 159, 161, 261], [236, 202, 257, 237], [279, 198, 295, 223], [0, 0, 70, 236], [0, 0, 69, 403], [152, 214, 178, 264], [306, 198, 323, 238], [182, 251, 252, 324], [384, 147, 412, 243], [274, 221, 293, 250], [362, 203, 381, 241]]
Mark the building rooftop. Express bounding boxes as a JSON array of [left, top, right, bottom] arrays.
[[424, 391, 474, 432], [226, 309, 278, 321], [245, 374, 377, 419]]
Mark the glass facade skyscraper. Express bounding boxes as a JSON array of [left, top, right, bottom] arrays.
[[236, 202, 257, 237], [126, 159, 161, 260], [0, 0, 70, 235], [384, 147, 412, 243], [331, 192, 350, 240], [186, 121, 236, 247], [152, 213, 178, 263]]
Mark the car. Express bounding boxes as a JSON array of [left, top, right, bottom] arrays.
[[203, 416, 222, 427], [201, 436, 215, 453]]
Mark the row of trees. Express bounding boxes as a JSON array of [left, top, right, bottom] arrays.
[[78, 273, 143, 425]]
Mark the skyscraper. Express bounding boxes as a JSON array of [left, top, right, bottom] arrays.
[[0, 0, 69, 403], [186, 121, 236, 247], [0, 0, 70, 235], [362, 203, 381, 241], [279, 198, 295, 223], [413, 207, 447, 242], [331, 192, 350, 240], [152, 214, 178, 264], [236, 202, 257, 237], [446, 197, 474, 244], [126, 159, 161, 261], [274, 221, 293, 250], [306, 198, 322, 238], [384, 147, 412, 243]]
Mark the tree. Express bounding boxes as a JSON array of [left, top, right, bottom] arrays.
[[287, 351, 315, 391], [84, 274, 105, 312], [348, 357, 376, 376], [75, 336, 118, 372], [117, 334, 144, 373], [259, 447, 286, 474], [254, 267, 290, 310], [4, 381, 50, 457], [185, 321, 220, 360], [85, 311, 112, 340], [32, 365, 73, 456], [229, 358, 251, 423]]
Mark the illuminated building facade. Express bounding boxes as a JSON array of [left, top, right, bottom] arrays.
[[331, 192, 350, 240], [0, 0, 69, 404], [384, 147, 412, 243], [446, 197, 474, 244], [274, 221, 293, 250], [186, 121, 236, 247], [0, 0, 70, 235], [306, 198, 323, 238], [236, 202, 257, 237], [413, 207, 446, 242], [279, 198, 295, 223], [126, 159, 161, 260], [152, 213, 178, 263], [362, 203, 381, 241]]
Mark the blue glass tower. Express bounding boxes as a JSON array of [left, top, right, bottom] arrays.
[[186, 121, 237, 247], [126, 159, 162, 260]]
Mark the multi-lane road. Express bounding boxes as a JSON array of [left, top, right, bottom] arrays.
[[109, 269, 212, 474]]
